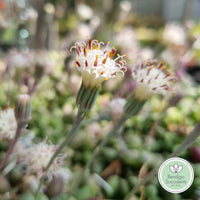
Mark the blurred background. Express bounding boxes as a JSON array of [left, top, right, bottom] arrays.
[[1, 0, 200, 200]]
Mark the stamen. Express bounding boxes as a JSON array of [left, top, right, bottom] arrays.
[[120, 67, 127, 72], [70, 46, 76, 52], [102, 55, 108, 64], [109, 48, 116, 59], [114, 55, 125, 62], [75, 61, 81, 67], [92, 40, 98, 46], [97, 41, 104, 49], [85, 60, 88, 67], [78, 46, 82, 53], [94, 55, 99, 66], [92, 45, 98, 50], [147, 67, 153, 76], [164, 72, 171, 79], [76, 48, 80, 56], [104, 41, 110, 51], [111, 72, 116, 76], [88, 39, 92, 50], [84, 48, 87, 57], [158, 62, 164, 69]]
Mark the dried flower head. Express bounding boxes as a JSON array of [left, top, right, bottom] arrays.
[[0, 108, 17, 140], [70, 38, 126, 88], [132, 60, 176, 101], [25, 142, 65, 178]]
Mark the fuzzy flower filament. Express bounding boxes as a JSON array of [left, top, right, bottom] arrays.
[[71, 39, 126, 112]]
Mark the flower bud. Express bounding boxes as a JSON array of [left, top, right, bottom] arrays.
[[15, 94, 31, 125]]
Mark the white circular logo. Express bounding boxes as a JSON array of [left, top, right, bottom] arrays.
[[158, 157, 194, 193]]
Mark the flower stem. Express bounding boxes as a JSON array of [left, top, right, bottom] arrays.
[[35, 109, 86, 199], [70, 116, 127, 194], [47, 110, 86, 171], [0, 123, 23, 171], [84, 116, 127, 173], [124, 120, 200, 200]]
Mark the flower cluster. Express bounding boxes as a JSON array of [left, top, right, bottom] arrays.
[[24, 142, 65, 178], [70, 39, 126, 88], [12, 140, 66, 179], [163, 23, 186, 46], [132, 60, 176, 101], [0, 108, 17, 140]]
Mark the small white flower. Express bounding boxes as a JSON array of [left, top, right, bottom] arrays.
[[32, 50, 56, 74], [25, 142, 65, 178], [109, 98, 126, 116], [70, 39, 126, 88], [25, 8, 38, 21], [163, 23, 187, 46], [115, 27, 138, 49], [7, 50, 31, 69], [0, 108, 17, 140], [132, 60, 176, 101], [54, 168, 72, 184], [77, 4, 93, 21]]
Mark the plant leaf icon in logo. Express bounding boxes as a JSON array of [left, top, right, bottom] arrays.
[[169, 163, 183, 173]]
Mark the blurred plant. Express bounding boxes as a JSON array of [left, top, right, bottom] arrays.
[[163, 23, 187, 47], [146, 93, 183, 143], [0, 94, 31, 171], [125, 120, 200, 200], [109, 98, 126, 122]]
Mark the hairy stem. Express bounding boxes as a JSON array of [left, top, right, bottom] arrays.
[[0, 124, 23, 171], [36, 110, 86, 199]]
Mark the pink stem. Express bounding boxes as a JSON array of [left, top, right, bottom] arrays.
[[0, 124, 23, 171]]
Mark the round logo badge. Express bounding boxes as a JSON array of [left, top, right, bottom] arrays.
[[158, 157, 194, 193]]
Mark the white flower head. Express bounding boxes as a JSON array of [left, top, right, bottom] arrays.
[[25, 142, 65, 179], [32, 50, 56, 74], [7, 50, 31, 69], [77, 4, 93, 21], [109, 98, 126, 116], [0, 108, 17, 140], [163, 23, 187, 46], [132, 60, 176, 101], [70, 38, 126, 88]]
